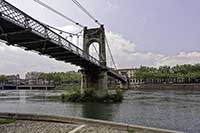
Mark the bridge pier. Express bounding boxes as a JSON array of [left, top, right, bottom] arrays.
[[81, 69, 108, 97], [81, 25, 109, 97]]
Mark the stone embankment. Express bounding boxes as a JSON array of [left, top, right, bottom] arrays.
[[0, 112, 183, 133]]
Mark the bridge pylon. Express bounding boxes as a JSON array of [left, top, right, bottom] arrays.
[[81, 25, 108, 97]]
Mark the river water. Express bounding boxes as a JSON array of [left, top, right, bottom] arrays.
[[0, 88, 200, 133]]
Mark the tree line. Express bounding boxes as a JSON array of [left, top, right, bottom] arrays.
[[134, 64, 200, 84], [0, 72, 81, 85], [39, 72, 81, 85]]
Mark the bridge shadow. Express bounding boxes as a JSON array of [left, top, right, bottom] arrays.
[[81, 103, 120, 121]]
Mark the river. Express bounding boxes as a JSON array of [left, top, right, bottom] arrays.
[[0, 88, 200, 133]]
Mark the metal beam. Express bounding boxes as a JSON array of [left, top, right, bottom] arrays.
[[16, 39, 48, 46], [0, 28, 32, 37], [65, 58, 84, 62], [55, 54, 78, 58], [49, 51, 70, 56], [35, 46, 62, 51]]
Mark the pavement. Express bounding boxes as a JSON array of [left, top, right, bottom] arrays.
[[0, 120, 132, 133]]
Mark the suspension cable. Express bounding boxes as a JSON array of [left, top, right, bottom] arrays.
[[33, 0, 85, 28], [71, 0, 111, 64], [46, 24, 79, 36], [92, 45, 100, 59], [71, 0, 102, 26], [40, 21, 83, 45], [105, 35, 117, 69]]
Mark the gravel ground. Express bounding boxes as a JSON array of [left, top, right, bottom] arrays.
[[0, 120, 77, 133], [0, 120, 142, 133]]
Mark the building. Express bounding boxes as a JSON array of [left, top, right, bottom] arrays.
[[5, 74, 21, 85], [117, 68, 144, 87], [25, 72, 44, 85]]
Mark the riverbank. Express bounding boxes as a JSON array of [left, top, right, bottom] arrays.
[[131, 83, 200, 89], [0, 112, 182, 133]]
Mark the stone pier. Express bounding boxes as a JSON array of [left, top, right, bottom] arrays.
[[81, 25, 108, 97], [81, 69, 108, 97]]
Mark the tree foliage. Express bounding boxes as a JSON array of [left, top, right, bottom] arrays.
[[134, 64, 200, 83], [39, 72, 81, 85], [0, 75, 7, 83]]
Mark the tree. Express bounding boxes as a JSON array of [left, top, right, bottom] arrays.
[[0, 75, 7, 84], [133, 64, 200, 84]]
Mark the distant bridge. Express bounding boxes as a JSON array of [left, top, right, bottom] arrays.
[[0, 0, 127, 97], [0, 84, 55, 90]]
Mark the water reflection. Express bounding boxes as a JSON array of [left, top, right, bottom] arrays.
[[81, 103, 119, 120], [19, 90, 26, 103]]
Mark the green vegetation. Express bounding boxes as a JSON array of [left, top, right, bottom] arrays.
[[0, 118, 16, 124], [128, 129, 135, 133], [0, 75, 7, 83], [39, 72, 81, 85], [134, 64, 200, 84], [61, 86, 123, 103]]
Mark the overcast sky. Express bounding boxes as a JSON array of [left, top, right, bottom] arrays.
[[0, 0, 200, 77]]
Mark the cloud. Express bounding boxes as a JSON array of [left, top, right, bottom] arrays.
[[157, 52, 200, 67], [106, 1, 119, 10], [105, 32, 200, 68], [106, 31, 164, 68], [0, 43, 78, 78], [0, 25, 200, 78]]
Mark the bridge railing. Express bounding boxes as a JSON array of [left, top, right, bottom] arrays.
[[107, 68, 127, 82], [0, 0, 100, 66]]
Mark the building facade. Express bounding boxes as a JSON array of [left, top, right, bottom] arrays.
[[117, 68, 144, 87], [6, 74, 21, 85], [25, 72, 44, 85]]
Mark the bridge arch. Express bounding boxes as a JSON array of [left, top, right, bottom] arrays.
[[83, 25, 106, 67], [88, 42, 100, 61]]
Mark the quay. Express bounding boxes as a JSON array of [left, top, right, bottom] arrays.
[[0, 112, 183, 133]]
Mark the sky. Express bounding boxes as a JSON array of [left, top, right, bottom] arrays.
[[0, 0, 200, 77]]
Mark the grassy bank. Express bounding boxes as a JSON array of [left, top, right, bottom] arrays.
[[0, 118, 16, 124]]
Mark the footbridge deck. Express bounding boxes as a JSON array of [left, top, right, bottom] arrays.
[[0, 0, 126, 83]]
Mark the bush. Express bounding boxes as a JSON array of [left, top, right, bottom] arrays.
[[61, 92, 81, 102], [61, 87, 124, 103], [81, 88, 96, 102]]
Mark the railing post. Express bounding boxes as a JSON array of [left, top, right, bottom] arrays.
[[44, 27, 49, 39], [69, 42, 72, 51], [58, 36, 62, 46], [77, 35, 79, 46], [76, 47, 79, 54], [24, 17, 30, 28], [69, 34, 73, 42]]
